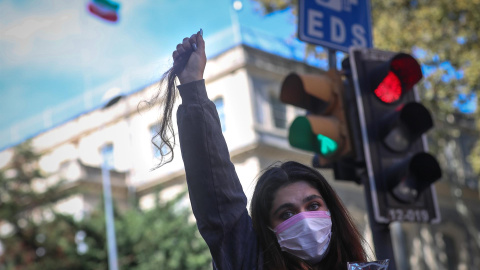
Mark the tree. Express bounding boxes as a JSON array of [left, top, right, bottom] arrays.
[[0, 141, 84, 269], [114, 193, 212, 270], [251, 0, 479, 178], [63, 192, 212, 270], [0, 142, 211, 269]]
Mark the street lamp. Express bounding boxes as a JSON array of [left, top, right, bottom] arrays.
[[100, 91, 124, 270]]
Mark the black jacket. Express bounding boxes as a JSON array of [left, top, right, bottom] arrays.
[[177, 80, 262, 269]]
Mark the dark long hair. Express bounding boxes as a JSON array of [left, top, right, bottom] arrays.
[[250, 161, 368, 270], [145, 50, 193, 169]]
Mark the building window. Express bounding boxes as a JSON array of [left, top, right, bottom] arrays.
[[270, 95, 287, 129], [101, 143, 114, 169], [150, 123, 167, 158], [252, 78, 267, 125], [59, 160, 70, 172], [213, 97, 226, 132]]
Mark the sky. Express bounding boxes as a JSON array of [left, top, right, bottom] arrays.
[[0, 0, 298, 150]]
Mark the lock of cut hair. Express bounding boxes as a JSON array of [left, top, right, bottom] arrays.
[[148, 49, 193, 169]]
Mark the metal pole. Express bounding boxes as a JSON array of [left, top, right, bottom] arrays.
[[363, 175, 397, 270], [100, 90, 124, 270], [328, 48, 337, 70], [101, 154, 119, 270], [391, 222, 408, 270], [229, 0, 241, 46]]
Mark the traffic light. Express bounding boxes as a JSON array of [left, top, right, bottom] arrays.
[[280, 69, 358, 179], [347, 47, 442, 223]]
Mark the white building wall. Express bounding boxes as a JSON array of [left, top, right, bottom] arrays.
[[207, 69, 257, 152], [234, 156, 261, 210]]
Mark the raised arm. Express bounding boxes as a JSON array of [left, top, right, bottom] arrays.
[[174, 31, 260, 269]]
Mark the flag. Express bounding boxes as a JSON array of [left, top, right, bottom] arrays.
[[88, 0, 120, 22]]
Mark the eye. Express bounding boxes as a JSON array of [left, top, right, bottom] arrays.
[[307, 202, 321, 211], [279, 210, 295, 220]]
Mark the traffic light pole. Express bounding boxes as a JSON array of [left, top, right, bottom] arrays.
[[328, 48, 397, 267], [328, 49, 336, 69], [363, 175, 397, 270]]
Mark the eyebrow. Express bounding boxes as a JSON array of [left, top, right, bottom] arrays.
[[272, 194, 324, 216]]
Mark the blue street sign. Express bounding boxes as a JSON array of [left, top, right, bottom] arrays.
[[298, 0, 373, 52]]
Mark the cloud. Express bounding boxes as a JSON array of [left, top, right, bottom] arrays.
[[4, 17, 54, 40], [0, 1, 84, 68]]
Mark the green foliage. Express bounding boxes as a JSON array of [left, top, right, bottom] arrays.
[[112, 193, 212, 270], [252, 0, 480, 178], [252, 0, 296, 14], [0, 142, 211, 269], [0, 141, 83, 269]]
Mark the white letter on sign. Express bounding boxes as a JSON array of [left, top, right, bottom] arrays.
[[352, 24, 367, 46], [330, 16, 346, 43], [315, 0, 342, 12], [307, 10, 324, 38]]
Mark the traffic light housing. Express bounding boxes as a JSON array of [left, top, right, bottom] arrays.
[[348, 47, 442, 223], [280, 69, 360, 181]]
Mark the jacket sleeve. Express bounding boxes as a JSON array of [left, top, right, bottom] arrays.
[[176, 80, 260, 270]]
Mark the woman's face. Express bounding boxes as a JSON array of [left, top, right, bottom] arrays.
[[269, 180, 328, 229]]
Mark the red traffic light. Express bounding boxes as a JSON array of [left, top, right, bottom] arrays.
[[349, 47, 441, 223], [371, 54, 423, 104], [374, 71, 402, 103]]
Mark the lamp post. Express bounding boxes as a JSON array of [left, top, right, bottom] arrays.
[[100, 146, 119, 270], [100, 93, 123, 270]]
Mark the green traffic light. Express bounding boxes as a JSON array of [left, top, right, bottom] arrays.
[[317, 134, 338, 156], [288, 116, 338, 157]]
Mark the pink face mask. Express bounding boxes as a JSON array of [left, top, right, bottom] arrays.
[[273, 211, 332, 264]]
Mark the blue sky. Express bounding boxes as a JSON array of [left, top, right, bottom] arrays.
[[0, 0, 298, 149]]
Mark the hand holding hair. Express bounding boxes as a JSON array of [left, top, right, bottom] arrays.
[[151, 29, 206, 168], [172, 29, 206, 84]]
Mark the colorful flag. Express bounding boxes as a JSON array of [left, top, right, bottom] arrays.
[[87, 0, 120, 22]]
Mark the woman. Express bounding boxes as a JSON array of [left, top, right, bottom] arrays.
[[155, 30, 368, 269]]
